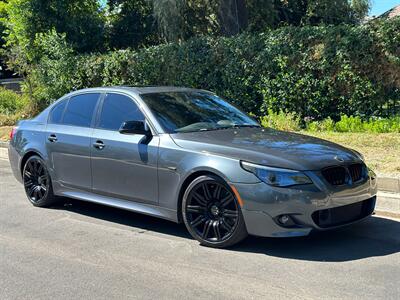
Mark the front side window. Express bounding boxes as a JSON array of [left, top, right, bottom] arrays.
[[62, 93, 100, 127], [49, 99, 67, 124], [140, 91, 259, 133], [98, 93, 144, 131]]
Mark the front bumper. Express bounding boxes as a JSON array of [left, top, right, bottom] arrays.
[[233, 172, 378, 238]]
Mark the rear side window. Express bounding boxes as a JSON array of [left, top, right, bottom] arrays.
[[98, 93, 144, 131], [49, 99, 67, 124], [62, 93, 100, 127]]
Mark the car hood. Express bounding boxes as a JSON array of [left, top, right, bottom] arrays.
[[170, 127, 362, 171]]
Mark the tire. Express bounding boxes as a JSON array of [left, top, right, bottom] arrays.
[[22, 155, 58, 207], [182, 175, 248, 248]]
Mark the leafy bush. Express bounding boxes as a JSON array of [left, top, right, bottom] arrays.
[[28, 18, 400, 119], [306, 117, 335, 132], [335, 115, 365, 132], [363, 117, 400, 133], [260, 109, 301, 131], [0, 111, 27, 126], [0, 87, 28, 115], [306, 115, 400, 133]]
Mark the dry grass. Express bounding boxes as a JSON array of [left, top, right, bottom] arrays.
[[0, 126, 399, 177], [302, 132, 400, 178]]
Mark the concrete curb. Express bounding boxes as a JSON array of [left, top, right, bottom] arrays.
[[378, 177, 400, 193], [376, 191, 400, 216], [0, 141, 8, 148]]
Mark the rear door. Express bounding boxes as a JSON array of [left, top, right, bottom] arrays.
[[46, 93, 101, 191], [90, 93, 159, 204]]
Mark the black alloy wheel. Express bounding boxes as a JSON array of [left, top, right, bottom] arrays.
[[182, 175, 247, 248], [23, 156, 56, 207]]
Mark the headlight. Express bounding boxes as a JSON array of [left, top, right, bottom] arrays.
[[240, 161, 312, 187]]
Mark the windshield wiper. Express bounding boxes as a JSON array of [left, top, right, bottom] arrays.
[[231, 124, 261, 128], [176, 124, 261, 133]]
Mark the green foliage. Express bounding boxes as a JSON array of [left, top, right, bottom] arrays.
[[0, 86, 29, 126], [306, 115, 400, 133], [153, 0, 221, 42], [26, 18, 400, 119], [5, 0, 105, 55], [334, 115, 364, 132], [303, 0, 370, 25], [260, 109, 301, 131], [0, 110, 26, 126], [258, 21, 400, 119], [26, 30, 75, 110], [0, 86, 27, 114], [106, 0, 157, 49], [306, 117, 335, 131], [335, 115, 400, 133]]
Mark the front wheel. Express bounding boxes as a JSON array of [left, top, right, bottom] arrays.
[[182, 175, 248, 248], [23, 155, 57, 207]]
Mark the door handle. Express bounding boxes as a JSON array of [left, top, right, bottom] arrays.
[[48, 134, 57, 142], [93, 140, 105, 150]]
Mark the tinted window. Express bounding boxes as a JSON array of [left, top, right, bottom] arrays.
[[141, 92, 259, 133], [63, 93, 100, 127], [49, 99, 67, 124], [98, 93, 144, 131]]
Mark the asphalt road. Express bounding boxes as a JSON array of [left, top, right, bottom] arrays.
[[1, 159, 399, 300]]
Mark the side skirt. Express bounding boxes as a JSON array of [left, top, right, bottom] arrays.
[[58, 189, 179, 223]]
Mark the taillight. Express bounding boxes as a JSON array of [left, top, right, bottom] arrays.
[[9, 127, 18, 140]]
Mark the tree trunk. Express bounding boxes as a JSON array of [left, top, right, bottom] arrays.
[[218, 0, 248, 36]]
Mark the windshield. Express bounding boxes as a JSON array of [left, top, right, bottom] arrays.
[[140, 91, 259, 133]]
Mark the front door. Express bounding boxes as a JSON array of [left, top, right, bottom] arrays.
[[90, 93, 159, 204]]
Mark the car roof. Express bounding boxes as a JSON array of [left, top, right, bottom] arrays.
[[68, 86, 207, 96]]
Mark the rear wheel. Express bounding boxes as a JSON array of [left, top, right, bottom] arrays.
[[182, 175, 248, 248], [23, 156, 57, 207]]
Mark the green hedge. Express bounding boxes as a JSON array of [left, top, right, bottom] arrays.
[[0, 87, 28, 115], [259, 111, 400, 133], [30, 18, 400, 120], [0, 87, 29, 126]]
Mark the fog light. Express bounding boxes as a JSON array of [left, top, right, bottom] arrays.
[[278, 215, 290, 225], [276, 214, 297, 227]]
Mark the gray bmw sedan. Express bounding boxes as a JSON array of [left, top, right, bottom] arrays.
[[8, 86, 378, 248]]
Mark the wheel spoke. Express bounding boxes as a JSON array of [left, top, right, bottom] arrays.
[[190, 216, 206, 227], [202, 183, 212, 201], [220, 194, 234, 207], [202, 220, 212, 239], [37, 163, 44, 175], [24, 171, 33, 179], [33, 187, 39, 200], [223, 209, 238, 218], [213, 221, 221, 240], [221, 218, 233, 232], [28, 185, 36, 197], [24, 180, 33, 188], [40, 184, 47, 192], [213, 185, 222, 200], [192, 192, 207, 206], [33, 160, 38, 175], [27, 162, 34, 175], [187, 205, 206, 214], [39, 175, 47, 183]]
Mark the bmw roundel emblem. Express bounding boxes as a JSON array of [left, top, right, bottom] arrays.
[[334, 155, 345, 162]]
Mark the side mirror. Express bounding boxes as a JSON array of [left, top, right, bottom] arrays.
[[119, 120, 152, 136]]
